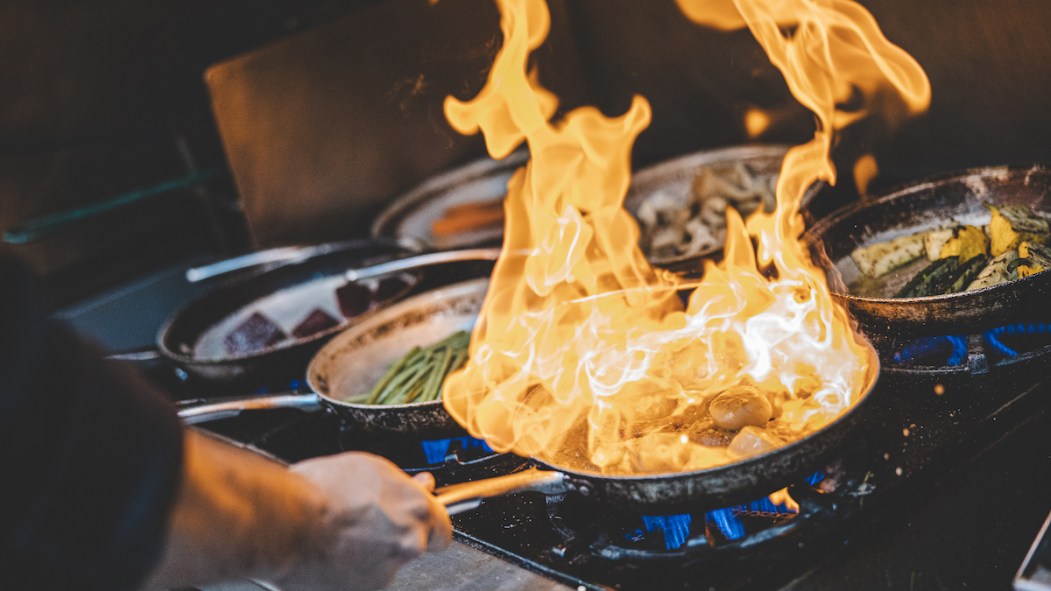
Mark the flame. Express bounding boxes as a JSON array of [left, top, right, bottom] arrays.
[[854, 153, 879, 196], [442, 0, 927, 475], [743, 107, 772, 138]]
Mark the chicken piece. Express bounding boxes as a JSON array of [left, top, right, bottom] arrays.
[[708, 384, 774, 431], [727, 426, 784, 460]]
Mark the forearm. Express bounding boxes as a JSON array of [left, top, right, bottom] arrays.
[[140, 430, 331, 590]]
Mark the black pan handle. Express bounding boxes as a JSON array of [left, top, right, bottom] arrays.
[[176, 393, 323, 425], [433, 467, 568, 514]]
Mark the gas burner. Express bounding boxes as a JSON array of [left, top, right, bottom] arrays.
[[532, 441, 879, 567], [187, 332, 1051, 591], [868, 319, 1051, 382]]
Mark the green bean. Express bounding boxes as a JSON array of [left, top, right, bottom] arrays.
[[365, 347, 418, 404], [422, 347, 452, 403], [374, 356, 428, 404], [364, 331, 471, 405]]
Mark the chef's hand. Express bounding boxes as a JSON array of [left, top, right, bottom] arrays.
[[278, 452, 452, 591]]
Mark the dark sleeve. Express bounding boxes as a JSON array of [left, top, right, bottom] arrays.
[[0, 256, 185, 591]]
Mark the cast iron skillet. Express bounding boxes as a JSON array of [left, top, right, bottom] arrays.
[[112, 239, 414, 388], [180, 277, 881, 512], [804, 164, 1051, 336]]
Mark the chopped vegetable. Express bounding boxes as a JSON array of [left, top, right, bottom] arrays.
[[856, 203, 1049, 297], [947, 255, 989, 293], [361, 331, 470, 405], [896, 257, 963, 297], [224, 312, 288, 354], [988, 204, 1050, 256], [851, 231, 926, 278], [924, 228, 955, 261], [939, 225, 988, 262], [966, 250, 1019, 291], [291, 309, 340, 338], [1008, 241, 1051, 279]]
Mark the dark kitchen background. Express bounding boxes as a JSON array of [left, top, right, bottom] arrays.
[[2, 0, 1050, 306], [2, 0, 1051, 302]]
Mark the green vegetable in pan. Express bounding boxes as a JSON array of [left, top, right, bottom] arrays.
[[362, 331, 470, 405], [966, 251, 1018, 291], [896, 254, 989, 298]]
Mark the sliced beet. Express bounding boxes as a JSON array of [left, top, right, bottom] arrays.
[[224, 311, 288, 354], [291, 308, 340, 338], [374, 275, 410, 302], [336, 282, 373, 318]]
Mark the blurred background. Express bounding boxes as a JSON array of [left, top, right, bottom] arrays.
[[2, 0, 1050, 304]]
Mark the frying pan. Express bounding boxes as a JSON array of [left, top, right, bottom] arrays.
[[432, 363, 878, 514], [112, 244, 501, 389], [180, 277, 882, 511], [179, 279, 491, 438], [109, 239, 413, 386], [804, 164, 1051, 336]]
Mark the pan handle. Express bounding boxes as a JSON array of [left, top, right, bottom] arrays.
[[176, 393, 322, 425], [106, 347, 164, 362], [433, 467, 568, 515], [343, 247, 527, 282]]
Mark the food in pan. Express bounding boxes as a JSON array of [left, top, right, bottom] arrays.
[[223, 312, 288, 354], [335, 282, 374, 317], [361, 330, 470, 405], [204, 273, 417, 359], [336, 274, 414, 318], [290, 309, 341, 339], [634, 162, 777, 261], [849, 203, 1050, 297], [989, 204, 1050, 256]]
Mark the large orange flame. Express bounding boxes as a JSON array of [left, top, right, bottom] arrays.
[[442, 0, 928, 475]]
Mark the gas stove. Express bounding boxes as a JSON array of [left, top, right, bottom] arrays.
[[197, 352, 1051, 590], [62, 262, 1051, 591]]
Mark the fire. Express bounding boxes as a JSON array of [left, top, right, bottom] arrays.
[[442, 0, 928, 475]]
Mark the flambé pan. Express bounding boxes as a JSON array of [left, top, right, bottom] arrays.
[[804, 164, 1051, 336], [433, 369, 879, 513]]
